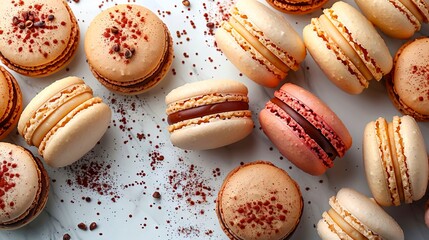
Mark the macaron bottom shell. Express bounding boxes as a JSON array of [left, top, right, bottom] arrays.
[[170, 115, 254, 150]]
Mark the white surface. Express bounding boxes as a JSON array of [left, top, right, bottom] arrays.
[[1, 0, 429, 239]]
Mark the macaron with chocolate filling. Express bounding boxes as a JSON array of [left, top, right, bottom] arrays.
[[266, 0, 329, 14], [85, 4, 173, 95], [0, 66, 22, 140], [0, 0, 80, 77], [0, 142, 49, 230], [165, 79, 254, 150], [260, 83, 352, 175], [216, 161, 303, 239]]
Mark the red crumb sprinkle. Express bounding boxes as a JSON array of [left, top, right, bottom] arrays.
[[232, 191, 288, 230], [0, 157, 19, 210]]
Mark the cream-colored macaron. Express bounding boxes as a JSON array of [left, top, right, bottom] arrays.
[[0, 67, 22, 140], [85, 4, 173, 95], [303, 1, 392, 94], [216, 161, 303, 239], [0, 0, 80, 77], [387, 37, 429, 121], [0, 142, 49, 230], [18, 77, 111, 167], [215, 0, 306, 88], [355, 0, 429, 39], [317, 188, 404, 240], [363, 115, 428, 206]]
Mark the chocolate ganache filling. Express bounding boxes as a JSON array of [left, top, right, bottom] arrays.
[[167, 101, 249, 125], [270, 97, 338, 160]]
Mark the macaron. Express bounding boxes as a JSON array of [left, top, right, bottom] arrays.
[[0, 0, 80, 77], [216, 161, 303, 240], [165, 79, 254, 150], [317, 188, 404, 240], [215, 0, 306, 88], [259, 83, 352, 175], [266, 0, 329, 14], [363, 115, 428, 206], [85, 4, 173, 95], [386, 37, 429, 121], [303, 1, 393, 94], [0, 67, 22, 140], [0, 142, 49, 230], [18, 76, 112, 168], [355, 0, 429, 39]]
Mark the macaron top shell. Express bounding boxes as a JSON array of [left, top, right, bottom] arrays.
[[0, 0, 74, 67], [392, 37, 429, 117], [165, 79, 248, 105], [0, 142, 40, 225], [327, 1, 392, 80], [85, 4, 170, 83], [332, 188, 404, 240], [217, 161, 303, 240], [234, 0, 306, 70]]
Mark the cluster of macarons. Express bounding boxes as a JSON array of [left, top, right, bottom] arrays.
[[0, 0, 175, 229], [1, 0, 429, 238], [165, 0, 429, 239]]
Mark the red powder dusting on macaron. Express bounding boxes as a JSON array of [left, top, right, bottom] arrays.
[[232, 192, 288, 230], [0, 158, 19, 210]]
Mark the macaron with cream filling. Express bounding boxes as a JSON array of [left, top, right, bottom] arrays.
[[303, 1, 392, 94], [215, 0, 306, 88], [363, 115, 428, 206], [266, 0, 329, 14], [0, 66, 22, 140]]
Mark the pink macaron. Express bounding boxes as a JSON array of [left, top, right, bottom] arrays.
[[259, 83, 352, 175]]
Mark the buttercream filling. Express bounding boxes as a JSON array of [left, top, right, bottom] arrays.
[[375, 118, 400, 206], [318, 15, 373, 81], [92, 32, 172, 93], [327, 208, 366, 240], [228, 15, 289, 73], [271, 97, 338, 160], [167, 101, 249, 125], [388, 121, 405, 204]]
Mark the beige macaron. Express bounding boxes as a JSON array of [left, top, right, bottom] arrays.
[[85, 4, 173, 95], [0, 142, 49, 230], [215, 0, 306, 88], [363, 115, 428, 206], [387, 37, 429, 121], [216, 161, 303, 239], [317, 188, 404, 240], [0, 0, 80, 77], [0, 67, 22, 140], [303, 1, 392, 94], [355, 0, 429, 39], [18, 76, 111, 168]]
